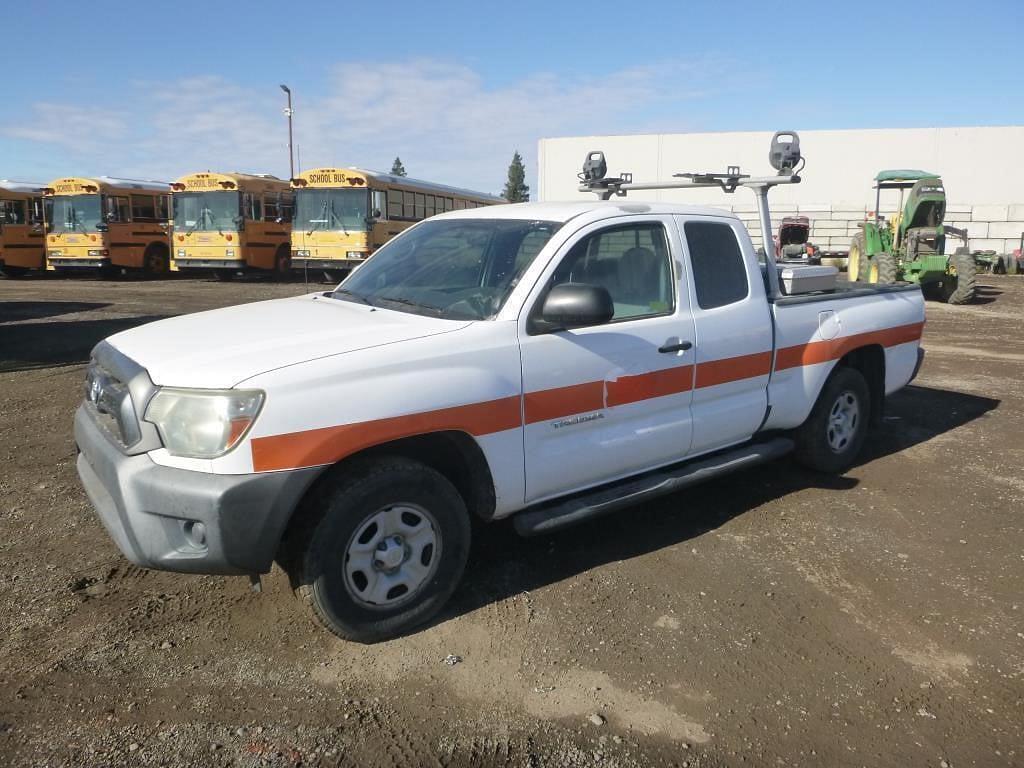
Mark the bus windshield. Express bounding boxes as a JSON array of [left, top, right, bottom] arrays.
[[334, 218, 561, 321], [48, 195, 102, 233], [295, 188, 368, 233], [173, 191, 240, 232]]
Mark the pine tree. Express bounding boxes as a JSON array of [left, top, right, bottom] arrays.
[[390, 157, 407, 177], [502, 151, 530, 202]]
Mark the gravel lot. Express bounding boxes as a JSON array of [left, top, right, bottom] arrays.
[[1, 273, 1022, 767]]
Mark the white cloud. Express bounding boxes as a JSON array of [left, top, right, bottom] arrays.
[[1, 57, 736, 194]]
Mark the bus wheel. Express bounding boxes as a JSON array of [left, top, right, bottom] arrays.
[[0, 265, 29, 278], [214, 269, 236, 282], [274, 246, 291, 280], [144, 244, 170, 277]]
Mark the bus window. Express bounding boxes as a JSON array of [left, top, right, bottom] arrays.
[[155, 196, 169, 221], [371, 190, 387, 219], [414, 193, 425, 219], [403, 191, 415, 219], [425, 195, 435, 217], [0, 199, 26, 224], [455, 200, 466, 210], [106, 196, 131, 222], [280, 194, 293, 222], [265, 194, 279, 221], [388, 192, 403, 219], [31, 197, 44, 224], [131, 194, 157, 221], [243, 193, 262, 221]]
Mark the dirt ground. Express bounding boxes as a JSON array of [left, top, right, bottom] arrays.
[[1, 273, 1022, 768]]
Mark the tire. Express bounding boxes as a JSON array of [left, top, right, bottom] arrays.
[[945, 248, 976, 305], [848, 233, 865, 281], [868, 251, 898, 284], [794, 367, 871, 474], [213, 269, 236, 282], [143, 244, 169, 277], [295, 457, 471, 643], [0, 264, 29, 278], [274, 246, 291, 279]]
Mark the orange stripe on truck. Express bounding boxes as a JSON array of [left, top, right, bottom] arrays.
[[251, 395, 521, 472], [250, 321, 923, 472], [774, 321, 924, 372]]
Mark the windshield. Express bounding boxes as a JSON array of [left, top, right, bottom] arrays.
[[334, 218, 561, 320], [295, 188, 368, 233], [48, 194, 102, 233], [172, 191, 240, 232]]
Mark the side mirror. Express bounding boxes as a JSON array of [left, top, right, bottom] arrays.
[[95, 222, 109, 232], [275, 216, 284, 224], [233, 215, 245, 227], [366, 208, 382, 223], [531, 283, 614, 334]]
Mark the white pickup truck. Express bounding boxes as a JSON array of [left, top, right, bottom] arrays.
[[75, 145, 926, 642]]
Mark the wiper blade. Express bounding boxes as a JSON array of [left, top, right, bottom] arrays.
[[373, 296, 444, 316], [330, 288, 374, 306]]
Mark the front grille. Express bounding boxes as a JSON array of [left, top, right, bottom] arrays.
[[84, 361, 142, 448]]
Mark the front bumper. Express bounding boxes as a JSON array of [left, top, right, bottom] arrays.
[[291, 257, 365, 271], [172, 258, 247, 270], [74, 406, 320, 575], [49, 257, 110, 269]]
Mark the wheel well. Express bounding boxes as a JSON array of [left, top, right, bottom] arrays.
[[279, 431, 497, 563], [146, 241, 169, 257], [836, 345, 885, 425]]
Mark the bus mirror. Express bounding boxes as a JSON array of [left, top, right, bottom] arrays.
[[96, 222, 109, 233], [368, 208, 382, 221]]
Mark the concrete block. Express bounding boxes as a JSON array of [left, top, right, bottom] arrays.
[[832, 210, 866, 220], [970, 238, 1010, 253], [1008, 204, 1024, 221], [811, 220, 848, 231], [945, 204, 971, 215], [972, 205, 1008, 222], [798, 204, 832, 214], [987, 221, 1024, 239]]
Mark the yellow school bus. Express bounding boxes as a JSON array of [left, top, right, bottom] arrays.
[[0, 181, 46, 277], [290, 167, 503, 278], [44, 177, 171, 274], [170, 172, 293, 280]]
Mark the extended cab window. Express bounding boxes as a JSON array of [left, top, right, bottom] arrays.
[[684, 221, 749, 309], [551, 223, 674, 321]]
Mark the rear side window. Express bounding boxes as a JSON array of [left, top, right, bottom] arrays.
[[684, 221, 749, 309]]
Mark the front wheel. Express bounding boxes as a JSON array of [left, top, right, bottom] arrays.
[[867, 251, 898, 284], [213, 269, 236, 282], [295, 457, 471, 643], [847, 233, 865, 281], [794, 367, 871, 474]]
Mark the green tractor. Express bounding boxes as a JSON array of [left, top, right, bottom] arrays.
[[847, 170, 976, 304]]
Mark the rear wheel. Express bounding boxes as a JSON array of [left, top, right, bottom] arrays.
[[847, 233, 865, 281], [294, 457, 471, 643], [868, 251, 898, 284], [794, 367, 870, 474], [944, 248, 976, 304]]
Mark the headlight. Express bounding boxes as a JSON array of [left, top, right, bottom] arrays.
[[224, 248, 236, 257], [177, 249, 186, 257], [346, 251, 365, 259], [145, 388, 264, 458]]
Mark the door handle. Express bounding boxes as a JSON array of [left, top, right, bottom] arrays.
[[658, 340, 693, 353]]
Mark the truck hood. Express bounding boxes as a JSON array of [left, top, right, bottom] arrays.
[[106, 293, 471, 388]]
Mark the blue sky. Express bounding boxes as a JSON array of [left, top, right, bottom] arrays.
[[2, 0, 1021, 193]]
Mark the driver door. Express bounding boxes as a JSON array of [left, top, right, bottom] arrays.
[[518, 216, 697, 504]]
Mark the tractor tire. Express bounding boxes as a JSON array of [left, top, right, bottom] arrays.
[[868, 251, 898, 284], [847, 233, 865, 281], [794, 366, 871, 474], [945, 248, 977, 305]]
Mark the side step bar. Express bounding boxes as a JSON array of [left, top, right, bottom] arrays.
[[513, 437, 794, 537]]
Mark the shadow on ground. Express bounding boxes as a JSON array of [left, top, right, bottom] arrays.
[[0, 300, 111, 323], [440, 383, 1000, 630], [0, 315, 168, 372]]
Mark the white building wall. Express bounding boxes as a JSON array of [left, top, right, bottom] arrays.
[[538, 127, 1024, 254]]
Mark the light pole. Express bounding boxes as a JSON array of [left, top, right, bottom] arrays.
[[280, 84, 294, 180]]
